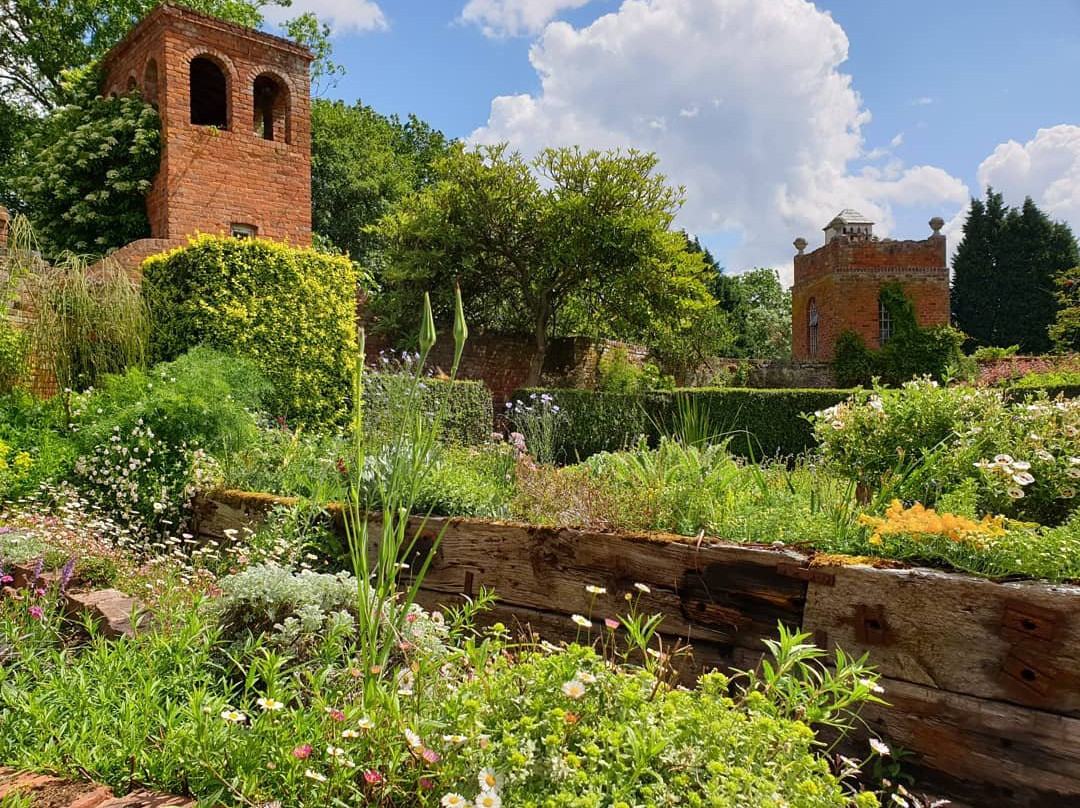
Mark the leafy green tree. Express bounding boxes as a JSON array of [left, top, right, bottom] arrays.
[[723, 267, 792, 359], [311, 99, 450, 268], [12, 89, 160, 255], [1049, 265, 1080, 352], [952, 188, 1079, 352], [375, 144, 715, 385]]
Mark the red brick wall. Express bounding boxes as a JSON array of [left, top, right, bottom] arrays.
[[102, 4, 312, 246], [792, 235, 948, 360]]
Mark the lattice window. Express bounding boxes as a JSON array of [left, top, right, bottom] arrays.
[[879, 296, 893, 346], [808, 299, 819, 357]]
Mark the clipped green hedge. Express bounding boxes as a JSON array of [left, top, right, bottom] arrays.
[[364, 374, 493, 446], [510, 387, 855, 461], [142, 236, 359, 424]]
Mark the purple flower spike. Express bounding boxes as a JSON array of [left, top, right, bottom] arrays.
[[59, 557, 77, 592]]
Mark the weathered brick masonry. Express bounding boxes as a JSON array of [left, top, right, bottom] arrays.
[[791, 211, 949, 360], [101, 3, 313, 252]]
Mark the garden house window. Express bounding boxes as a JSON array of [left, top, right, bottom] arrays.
[[879, 296, 893, 345], [190, 57, 228, 128], [808, 299, 819, 357], [230, 223, 257, 239]]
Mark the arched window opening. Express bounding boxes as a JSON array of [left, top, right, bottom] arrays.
[[190, 57, 228, 128], [126, 75, 137, 93], [253, 74, 288, 142], [878, 295, 894, 346], [143, 58, 159, 106], [808, 299, 820, 358]]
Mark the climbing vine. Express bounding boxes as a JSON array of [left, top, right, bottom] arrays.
[[834, 283, 965, 386]]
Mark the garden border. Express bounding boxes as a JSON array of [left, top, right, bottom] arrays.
[[194, 489, 1080, 808]]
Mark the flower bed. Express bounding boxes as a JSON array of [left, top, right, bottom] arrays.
[[195, 488, 1080, 808]]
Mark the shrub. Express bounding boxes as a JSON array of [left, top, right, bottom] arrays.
[[0, 392, 77, 500], [365, 367, 492, 447], [1007, 370, 1080, 400], [11, 91, 160, 255], [812, 379, 1080, 524], [142, 236, 360, 424], [972, 345, 1020, 361], [596, 347, 671, 393], [69, 349, 266, 533], [513, 387, 854, 462], [0, 320, 27, 394]]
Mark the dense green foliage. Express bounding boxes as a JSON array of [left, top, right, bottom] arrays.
[[833, 284, 965, 387], [713, 267, 793, 360], [375, 144, 715, 385], [1049, 265, 1080, 352], [311, 99, 450, 266], [364, 373, 493, 446], [142, 236, 360, 424], [10, 90, 159, 254], [951, 188, 1080, 352], [1006, 370, 1080, 400], [511, 387, 853, 461], [813, 379, 1080, 525]]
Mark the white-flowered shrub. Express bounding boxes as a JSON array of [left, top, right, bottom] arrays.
[[813, 379, 1080, 523]]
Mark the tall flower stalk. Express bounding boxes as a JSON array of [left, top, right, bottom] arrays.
[[345, 287, 468, 703]]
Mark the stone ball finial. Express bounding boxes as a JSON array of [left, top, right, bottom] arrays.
[[793, 237, 808, 255], [929, 216, 944, 235]]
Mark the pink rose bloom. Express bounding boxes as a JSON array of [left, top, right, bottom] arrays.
[[363, 770, 383, 785], [292, 745, 313, 759]]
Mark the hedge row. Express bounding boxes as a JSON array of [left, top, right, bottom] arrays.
[[510, 388, 855, 461], [143, 236, 359, 425], [365, 374, 493, 446]]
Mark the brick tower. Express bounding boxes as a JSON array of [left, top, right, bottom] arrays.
[[100, 3, 313, 266], [790, 211, 949, 360]]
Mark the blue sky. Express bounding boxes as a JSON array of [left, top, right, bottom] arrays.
[[269, 0, 1080, 280]]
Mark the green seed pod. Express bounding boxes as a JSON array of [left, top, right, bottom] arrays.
[[419, 292, 436, 354], [453, 282, 468, 348]]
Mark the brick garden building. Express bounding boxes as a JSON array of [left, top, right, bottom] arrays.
[[790, 210, 949, 360], [100, 3, 313, 271]]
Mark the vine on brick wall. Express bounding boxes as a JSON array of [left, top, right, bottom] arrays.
[[834, 282, 965, 387]]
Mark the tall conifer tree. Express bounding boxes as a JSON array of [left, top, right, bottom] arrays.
[[951, 188, 1078, 352]]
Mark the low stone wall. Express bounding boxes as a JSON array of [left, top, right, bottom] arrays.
[[195, 489, 1080, 808], [692, 358, 836, 388]]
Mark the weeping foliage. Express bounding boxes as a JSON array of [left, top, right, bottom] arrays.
[[7, 214, 148, 394]]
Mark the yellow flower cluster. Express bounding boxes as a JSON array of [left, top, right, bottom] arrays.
[[0, 439, 32, 473], [859, 500, 1006, 548]]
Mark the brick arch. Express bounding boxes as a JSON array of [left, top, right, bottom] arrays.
[[250, 68, 294, 144], [143, 57, 159, 107], [183, 48, 237, 129]]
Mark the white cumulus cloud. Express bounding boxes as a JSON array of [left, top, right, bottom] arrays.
[[461, 0, 604, 37], [470, 0, 968, 280], [264, 0, 388, 34], [975, 124, 1080, 234]]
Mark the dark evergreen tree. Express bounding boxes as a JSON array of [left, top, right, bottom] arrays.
[[951, 188, 1078, 352]]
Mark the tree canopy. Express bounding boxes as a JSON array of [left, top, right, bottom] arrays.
[[1049, 265, 1080, 353], [311, 99, 450, 267], [952, 188, 1079, 353], [374, 143, 715, 385]]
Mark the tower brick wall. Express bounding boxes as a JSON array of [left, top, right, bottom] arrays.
[[791, 220, 949, 360], [101, 4, 313, 246]]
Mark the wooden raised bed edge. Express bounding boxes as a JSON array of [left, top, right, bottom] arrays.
[[193, 490, 1080, 808]]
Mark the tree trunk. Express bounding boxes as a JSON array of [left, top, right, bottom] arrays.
[[525, 294, 551, 388]]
